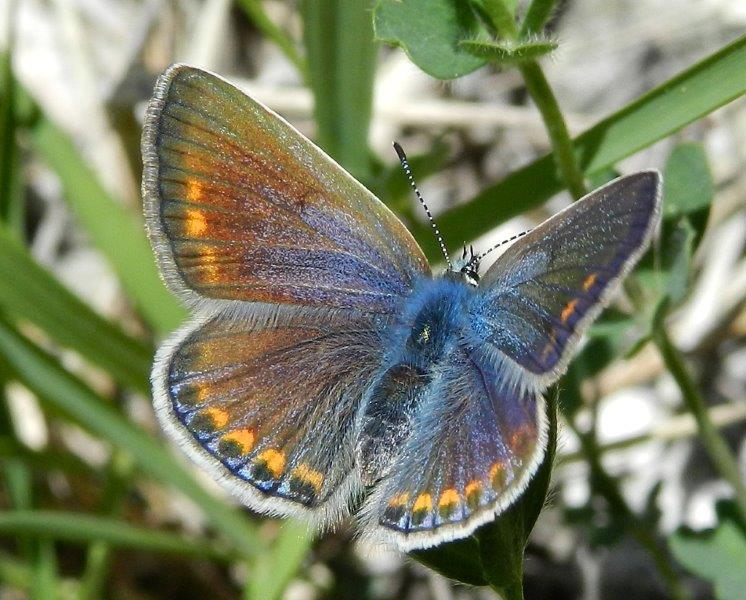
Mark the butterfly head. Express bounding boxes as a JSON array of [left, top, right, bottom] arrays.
[[450, 244, 480, 286]]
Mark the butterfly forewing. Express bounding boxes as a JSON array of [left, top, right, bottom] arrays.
[[472, 172, 661, 391], [142, 65, 429, 312]]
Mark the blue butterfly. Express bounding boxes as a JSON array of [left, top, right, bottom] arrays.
[[143, 65, 661, 551]]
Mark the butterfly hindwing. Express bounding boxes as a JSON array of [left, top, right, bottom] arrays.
[[362, 342, 547, 550], [153, 307, 387, 523], [472, 172, 661, 390], [143, 65, 429, 312]]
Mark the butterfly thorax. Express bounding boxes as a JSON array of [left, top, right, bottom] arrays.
[[355, 277, 476, 486]]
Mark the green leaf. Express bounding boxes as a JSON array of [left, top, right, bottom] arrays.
[[28, 117, 186, 334], [374, 0, 488, 80], [460, 39, 557, 63], [303, 0, 377, 180], [662, 218, 696, 304], [635, 142, 713, 315], [664, 142, 714, 218], [411, 34, 746, 259], [670, 504, 746, 600], [0, 314, 260, 559], [0, 511, 232, 561], [519, 0, 558, 39], [412, 399, 557, 596], [0, 225, 152, 393]]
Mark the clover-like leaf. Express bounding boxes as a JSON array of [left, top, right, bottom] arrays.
[[670, 502, 746, 600], [633, 142, 714, 336], [411, 399, 557, 598], [664, 142, 714, 218], [373, 0, 488, 79]]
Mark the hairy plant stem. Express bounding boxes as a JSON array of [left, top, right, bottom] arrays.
[[517, 61, 587, 199], [481, 2, 689, 594], [482, 1, 587, 199], [653, 321, 746, 521], [572, 423, 691, 600]]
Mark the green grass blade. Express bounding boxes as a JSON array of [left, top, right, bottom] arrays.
[[246, 522, 312, 600], [0, 437, 95, 477], [0, 225, 152, 393], [0, 511, 233, 561], [0, 51, 24, 236], [236, 0, 308, 80], [519, 0, 557, 38], [31, 541, 57, 600], [0, 551, 78, 600], [413, 33, 746, 259], [28, 117, 186, 334], [79, 451, 136, 600], [0, 314, 260, 558], [303, 0, 376, 180]]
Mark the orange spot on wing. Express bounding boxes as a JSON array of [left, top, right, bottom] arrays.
[[388, 493, 410, 507], [190, 245, 221, 284], [203, 407, 228, 428], [413, 493, 433, 513], [489, 462, 507, 488], [194, 384, 210, 405], [560, 299, 579, 323], [257, 449, 286, 478], [185, 209, 207, 236], [540, 330, 557, 362], [465, 480, 482, 499], [439, 488, 460, 509], [292, 464, 324, 492], [509, 425, 535, 453], [223, 429, 255, 454], [186, 179, 203, 202], [582, 273, 598, 291]]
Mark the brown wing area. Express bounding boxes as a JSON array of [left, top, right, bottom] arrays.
[[143, 65, 429, 313], [154, 308, 385, 514]]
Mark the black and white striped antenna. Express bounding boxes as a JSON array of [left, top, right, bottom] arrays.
[[472, 228, 532, 263], [393, 142, 452, 270]]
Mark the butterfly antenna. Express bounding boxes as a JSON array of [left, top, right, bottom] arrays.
[[393, 141, 452, 269], [473, 229, 533, 262]]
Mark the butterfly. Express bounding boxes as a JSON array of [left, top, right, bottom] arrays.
[[142, 64, 661, 551]]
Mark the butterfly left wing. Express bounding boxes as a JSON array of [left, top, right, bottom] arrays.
[[153, 307, 386, 524], [470, 171, 661, 393], [142, 65, 429, 312], [360, 342, 547, 550]]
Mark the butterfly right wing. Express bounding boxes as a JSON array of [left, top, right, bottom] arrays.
[[472, 172, 661, 393], [154, 306, 387, 524]]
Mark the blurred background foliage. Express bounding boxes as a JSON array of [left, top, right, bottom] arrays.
[[0, 0, 744, 598]]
